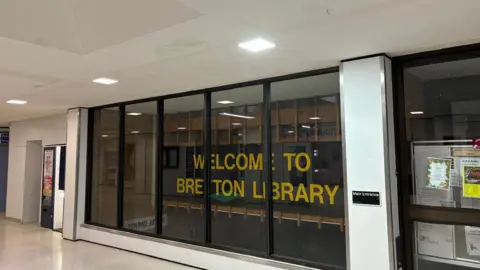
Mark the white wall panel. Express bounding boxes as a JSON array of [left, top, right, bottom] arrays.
[[341, 56, 398, 270], [63, 108, 88, 240], [6, 114, 67, 221]]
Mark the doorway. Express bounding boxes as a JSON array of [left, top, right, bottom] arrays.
[[394, 44, 480, 270], [0, 145, 8, 213], [40, 145, 66, 231]]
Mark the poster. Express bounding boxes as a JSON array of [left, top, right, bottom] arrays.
[[462, 165, 480, 198], [42, 149, 54, 196], [466, 226, 480, 256], [417, 222, 454, 259], [426, 157, 451, 190]]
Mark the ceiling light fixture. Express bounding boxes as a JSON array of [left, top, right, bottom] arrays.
[[177, 127, 187, 130], [101, 135, 109, 138], [127, 112, 142, 116], [238, 38, 276, 53], [7, 100, 27, 105], [131, 131, 140, 134], [219, 112, 254, 119], [232, 122, 242, 126], [217, 100, 234, 105], [302, 125, 312, 129], [310, 117, 321, 120], [288, 130, 295, 134], [92, 77, 119, 85], [410, 111, 424, 115]]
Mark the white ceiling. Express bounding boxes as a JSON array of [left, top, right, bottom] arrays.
[[2, 0, 480, 125]]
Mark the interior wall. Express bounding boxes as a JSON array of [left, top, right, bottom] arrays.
[[53, 146, 64, 230], [6, 114, 67, 222], [22, 141, 42, 223]]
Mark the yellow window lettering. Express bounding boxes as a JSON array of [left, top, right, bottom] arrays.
[[185, 178, 195, 194], [295, 153, 311, 172], [325, 185, 339, 205], [193, 155, 204, 169], [195, 179, 203, 195], [212, 179, 222, 195], [177, 178, 185, 193], [281, 182, 294, 201], [249, 153, 263, 170], [295, 184, 309, 202], [222, 180, 233, 196], [272, 182, 280, 200], [283, 153, 296, 171], [309, 184, 324, 204], [224, 153, 235, 170], [236, 153, 248, 170], [215, 154, 224, 170], [253, 181, 264, 199], [234, 180, 245, 197], [211, 154, 216, 169]]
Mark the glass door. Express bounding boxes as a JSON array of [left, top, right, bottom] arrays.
[[395, 45, 480, 270]]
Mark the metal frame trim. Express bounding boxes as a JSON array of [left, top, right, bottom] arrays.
[[117, 105, 126, 228], [263, 82, 273, 255], [339, 60, 350, 270]]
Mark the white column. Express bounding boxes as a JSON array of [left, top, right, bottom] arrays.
[[63, 108, 88, 240], [341, 56, 400, 270]]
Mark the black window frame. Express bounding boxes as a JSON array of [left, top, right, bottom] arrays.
[[84, 66, 344, 270], [393, 43, 480, 270]]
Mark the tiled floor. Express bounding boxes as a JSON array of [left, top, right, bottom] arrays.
[[0, 215, 197, 270]]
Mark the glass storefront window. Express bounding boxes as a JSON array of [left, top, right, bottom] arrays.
[[90, 107, 119, 227], [162, 95, 205, 242], [87, 69, 345, 269], [271, 73, 345, 267], [210, 85, 266, 252], [405, 58, 480, 210], [403, 55, 480, 270], [122, 102, 157, 233]]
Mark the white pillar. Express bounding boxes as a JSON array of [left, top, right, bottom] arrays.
[[341, 56, 400, 270], [63, 108, 88, 240]]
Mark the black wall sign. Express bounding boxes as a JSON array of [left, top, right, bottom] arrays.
[[352, 191, 380, 206]]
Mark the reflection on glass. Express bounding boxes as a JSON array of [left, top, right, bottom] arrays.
[[122, 102, 157, 233], [210, 85, 266, 252], [405, 58, 480, 209], [271, 73, 345, 268], [162, 95, 205, 242], [90, 107, 119, 226]]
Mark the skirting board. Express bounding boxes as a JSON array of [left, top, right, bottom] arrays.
[[78, 224, 317, 270]]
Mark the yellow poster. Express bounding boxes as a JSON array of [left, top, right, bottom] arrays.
[[462, 166, 480, 198]]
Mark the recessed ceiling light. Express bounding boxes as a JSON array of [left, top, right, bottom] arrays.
[[288, 130, 295, 134], [219, 112, 254, 119], [102, 135, 109, 138], [127, 112, 142, 116], [410, 111, 424, 115], [217, 100, 234, 105], [92, 77, 118, 85], [7, 100, 27, 105], [238, 38, 276, 53], [131, 131, 140, 134], [177, 127, 187, 130], [232, 122, 242, 126], [310, 117, 321, 120], [302, 125, 312, 129]]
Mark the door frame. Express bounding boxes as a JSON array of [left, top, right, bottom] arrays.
[[392, 43, 480, 270]]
